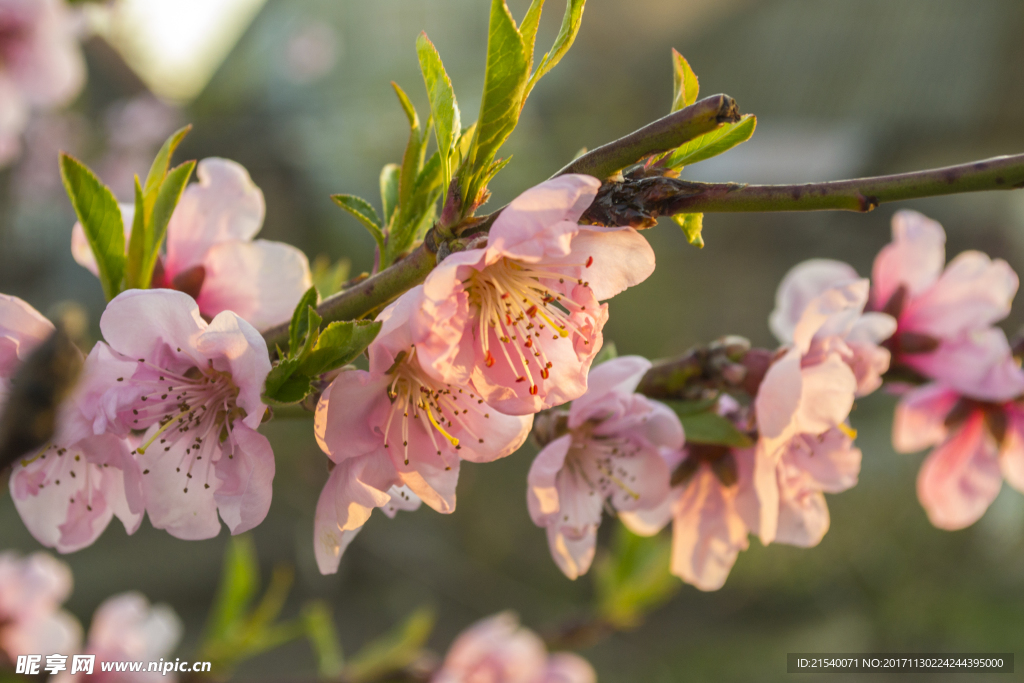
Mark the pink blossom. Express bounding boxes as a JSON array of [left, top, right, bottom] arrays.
[[72, 158, 312, 331], [313, 286, 532, 574], [756, 280, 871, 460], [0, 0, 85, 167], [0, 551, 81, 660], [432, 612, 595, 683], [0, 292, 54, 409], [527, 356, 681, 579], [893, 382, 1024, 530], [422, 175, 656, 415], [57, 592, 182, 683], [770, 263, 896, 396], [91, 289, 275, 540]]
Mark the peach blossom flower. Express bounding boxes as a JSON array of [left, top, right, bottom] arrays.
[[72, 158, 312, 331], [527, 356, 681, 579], [0, 551, 80, 660], [422, 175, 655, 415]]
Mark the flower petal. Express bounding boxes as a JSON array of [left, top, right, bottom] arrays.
[[769, 259, 861, 345], [197, 239, 313, 332], [871, 210, 946, 309], [892, 383, 959, 453], [315, 371, 389, 463], [214, 425, 275, 535], [542, 226, 656, 302], [902, 328, 1024, 402], [568, 355, 652, 425], [99, 290, 206, 371], [197, 311, 271, 429]]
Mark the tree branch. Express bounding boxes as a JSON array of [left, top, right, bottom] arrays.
[[582, 153, 1024, 226]]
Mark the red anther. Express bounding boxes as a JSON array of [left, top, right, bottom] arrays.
[[525, 338, 533, 348], [515, 376, 526, 383], [586, 256, 594, 268], [526, 305, 539, 318], [529, 385, 539, 395], [501, 292, 510, 299], [545, 362, 553, 368], [506, 314, 513, 326], [485, 351, 496, 368], [540, 368, 550, 379]]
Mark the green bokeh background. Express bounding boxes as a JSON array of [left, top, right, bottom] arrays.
[[2, 1, 1024, 680]]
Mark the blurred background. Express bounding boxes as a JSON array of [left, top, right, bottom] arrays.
[[2, 0, 1024, 680]]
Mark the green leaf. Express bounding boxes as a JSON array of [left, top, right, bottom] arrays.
[[672, 212, 704, 248], [125, 177, 147, 289], [298, 320, 382, 377], [288, 286, 320, 355], [380, 163, 401, 227], [671, 408, 753, 448], [205, 535, 260, 644], [59, 154, 126, 300], [143, 124, 191, 210], [332, 194, 386, 255], [595, 524, 678, 629], [298, 306, 324, 362], [311, 256, 351, 297], [671, 49, 699, 112], [519, 0, 545, 69], [344, 607, 435, 683], [263, 359, 313, 405], [666, 397, 718, 416], [664, 114, 757, 169], [525, 0, 586, 99], [465, 0, 529, 194], [416, 33, 460, 189], [141, 160, 194, 288], [303, 602, 344, 677]]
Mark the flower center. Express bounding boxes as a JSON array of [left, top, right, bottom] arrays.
[[566, 433, 642, 504], [465, 257, 595, 393], [127, 360, 244, 493], [381, 348, 490, 466]]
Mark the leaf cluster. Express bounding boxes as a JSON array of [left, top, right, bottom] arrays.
[[262, 286, 381, 405], [60, 127, 195, 301]]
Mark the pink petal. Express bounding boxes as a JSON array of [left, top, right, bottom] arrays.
[[380, 485, 422, 518], [545, 522, 599, 580], [568, 355, 652, 425], [775, 485, 830, 548], [792, 280, 870, 352], [137, 429, 222, 541], [783, 429, 862, 493], [541, 653, 597, 683], [669, 468, 748, 591], [902, 251, 1018, 338], [486, 175, 600, 263], [1000, 407, 1024, 493], [0, 293, 54, 372], [450, 401, 533, 465], [435, 612, 547, 683], [196, 310, 271, 429], [86, 592, 182, 662], [396, 456, 460, 515], [197, 239, 313, 332], [755, 348, 802, 444], [542, 226, 656, 301], [793, 354, 857, 435], [902, 329, 1024, 402], [409, 284, 471, 385], [315, 371, 390, 463], [4, 0, 84, 108], [871, 210, 946, 309], [164, 158, 266, 274], [845, 340, 892, 397], [99, 289, 206, 369], [619, 488, 676, 537], [735, 445, 779, 545], [214, 425, 276, 535], [916, 413, 1003, 530], [769, 259, 861, 344], [892, 383, 959, 453]]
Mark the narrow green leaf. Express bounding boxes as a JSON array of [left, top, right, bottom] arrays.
[[289, 286, 319, 355], [59, 153, 126, 300], [390, 81, 419, 131], [311, 256, 350, 297], [467, 0, 529, 187], [332, 194, 386, 254], [392, 82, 427, 216], [666, 397, 718, 416], [671, 49, 699, 112], [416, 33, 460, 188], [125, 176, 147, 289], [672, 409, 753, 448], [205, 535, 260, 643], [672, 213, 704, 248], [345, 607, 435, 683], [141, 160, 194, 288], [380, 163, 401, 227], [303, 602, 344, 677], [298, 306, 323, 362], [298, 320, 382, 377], [664, 114, 757, 169], [143, 124, 192, 211], [525, 0, 586, 99], [519, 0, 546, 70]]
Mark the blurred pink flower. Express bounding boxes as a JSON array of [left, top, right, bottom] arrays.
[[894, 383, 1024, 530], [422, 175, 655, 415], [527, 356, 681, 579], [432, 612, 594, 683], [313, 286, 531, 574], [90, 289, 274, 540], [72, 158, 312, 331], [0, 292, 53, 408], [0, 551, 81, 660], [0, 0, 85, 168], [56, 592, 181, 683]]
